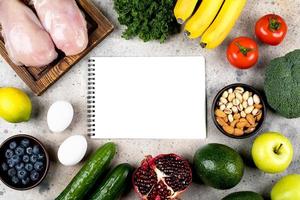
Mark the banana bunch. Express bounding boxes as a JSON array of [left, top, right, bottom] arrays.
[[174, 0, 247, 49]]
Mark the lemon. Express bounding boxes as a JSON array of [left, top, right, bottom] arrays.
[[0, 87, 32, 123]]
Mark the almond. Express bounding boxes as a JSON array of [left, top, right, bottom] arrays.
[[234, 128, 244, 136], [230, 119, 239, 127], [233, 113, 241, 120], [236, 121, 247, 129], [216, 117, 227, 126], [223, 125, 234, 134], [246, 114, 255, 125], [256, 112, 263, 121], [215, 109, 226, 118], [245, 127, 256, 134], [254, 104, 263, 109]]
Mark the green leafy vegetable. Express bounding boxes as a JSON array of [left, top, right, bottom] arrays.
[[114, 0, 180, 43], [264, 49, 300, 118]]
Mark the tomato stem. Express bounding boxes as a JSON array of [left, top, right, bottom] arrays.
[[234, 42, 253, 56], [269, 17, 281, 32]]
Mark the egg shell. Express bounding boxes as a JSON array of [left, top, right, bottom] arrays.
[[47, 101, 74, 133], [58, 135, 87, 166]]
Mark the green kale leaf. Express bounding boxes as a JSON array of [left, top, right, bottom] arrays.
[[114, 0, 180, 43]]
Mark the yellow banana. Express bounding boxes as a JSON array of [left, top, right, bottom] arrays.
[[200, 0, 247, 49], [184, 0, 224, 39], [174, 0, 198, 24]]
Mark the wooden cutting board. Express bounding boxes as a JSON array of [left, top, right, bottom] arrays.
[[0, 0, 114, 95]]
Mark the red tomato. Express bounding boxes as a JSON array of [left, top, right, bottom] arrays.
[[226, 37, 259, 69], [255, 14, 287, 45]]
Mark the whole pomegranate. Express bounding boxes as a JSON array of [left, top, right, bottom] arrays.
[[133, 154, 192, 200]]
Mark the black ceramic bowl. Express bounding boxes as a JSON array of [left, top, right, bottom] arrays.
[[212, 83, 266, 139], [0, 134, 49, 190]]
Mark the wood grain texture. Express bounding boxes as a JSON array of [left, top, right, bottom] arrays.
[[0, 0, 114, 95]]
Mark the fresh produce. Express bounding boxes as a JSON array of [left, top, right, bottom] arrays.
[[0, 87, 32, 123], [174, 0, 198, 24], [47, 101, 74, 133], [90, 163, 133, 200], [222, 191, 263, 200], [251, 132, 293, 173], [264, 49, 300, 118], [132, 154, 192, 200], [113, 0, 180, 43], [193, 143, 244, 189], [200, 0, 247, 49], [255, 14, 287, 46], [184, 0, 224, 39], [271, 174, 300, 200], [215, 86, 263, 136], [33, 0, 88, 56], [0, 137, 47, 187], [227, 37, 259, 69], [0, 0, 57, 67], [57, 135, 87, 166], [56, 142, 116, 200]]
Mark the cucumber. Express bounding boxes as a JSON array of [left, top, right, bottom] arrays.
[[89, 163, 133, 200], [56, 142, 116, 200]]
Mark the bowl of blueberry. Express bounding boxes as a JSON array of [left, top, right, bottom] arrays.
[[0, 134, 49, 190]]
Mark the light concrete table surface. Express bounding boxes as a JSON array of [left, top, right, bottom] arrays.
[[0, 0, 300, 199]]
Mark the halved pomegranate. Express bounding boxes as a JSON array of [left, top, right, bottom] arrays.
[[133, 154, 192, 200]]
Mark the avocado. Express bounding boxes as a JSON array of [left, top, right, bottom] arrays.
[[193, 143, 244, 190], [222, 191, 264, 200]]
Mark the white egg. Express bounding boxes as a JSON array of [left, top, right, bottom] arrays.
[[47, 101, 74, 133], [58, 135, 87, 166]]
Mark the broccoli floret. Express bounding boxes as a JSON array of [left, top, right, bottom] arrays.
[[264, 49, 300, 118]]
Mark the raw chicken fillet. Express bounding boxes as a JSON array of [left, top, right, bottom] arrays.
[[34, 0, 88, 56], [0, 0, 58, 67]]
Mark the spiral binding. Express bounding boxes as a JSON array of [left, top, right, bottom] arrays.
[[87, 58, 96, 137]]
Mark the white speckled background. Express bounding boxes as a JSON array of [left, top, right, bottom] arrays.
[[0, 0, 300, 199]]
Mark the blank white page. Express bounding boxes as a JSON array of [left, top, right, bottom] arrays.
[[89, 57, 206, 139]]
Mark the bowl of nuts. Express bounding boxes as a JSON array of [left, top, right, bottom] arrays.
[[212, 83, 266, 139]]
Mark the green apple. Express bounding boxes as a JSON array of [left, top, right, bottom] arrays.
[[271, 174, 300, 200], [251, 132, 293, 173]]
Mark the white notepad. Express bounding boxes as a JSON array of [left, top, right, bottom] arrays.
[[87, 57, 206, 139]]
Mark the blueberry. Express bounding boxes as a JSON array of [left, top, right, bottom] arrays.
[[9, 141, 17, 149], [37, 153, 45, 161], [32, 145, 40, 154], [15, 162, 24, 171], [1, 162, 8, 171], [17, 169, 27, 179], [23, 155, 30, 163], [11, 155, 20, 164], [15, 146, 25, 156], [30, 155, 38, 163], [26, 147, 33, 155], [24, 163, 33, 172], [5, 149, 14, 159], [30, 170, 39, 181], [8, 168, 16, 177], [11, 176, 19, 184], [7, 159, 15, 168], [21, 177, 30, 185], [21, 139, 30, 148], [34, 162, 43, 171]]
